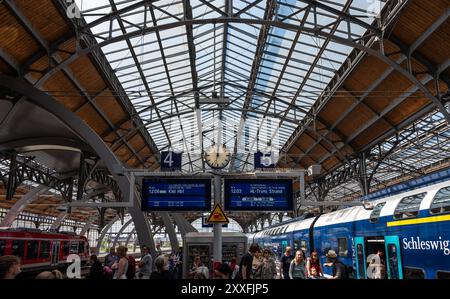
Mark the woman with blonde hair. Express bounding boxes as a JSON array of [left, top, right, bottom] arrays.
[[112, 246, 129, 279]]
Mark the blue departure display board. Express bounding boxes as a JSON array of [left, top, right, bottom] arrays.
[[224, 179, 293, 211], [141, 178, 211, 211]]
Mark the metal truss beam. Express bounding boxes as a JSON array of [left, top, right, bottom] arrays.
[[0, 185, 49, 228], [0, 153, 74, 202], [229, 0, 276, 171], [112, 218, 134, 248]]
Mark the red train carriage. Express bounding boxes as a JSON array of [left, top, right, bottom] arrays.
[[0, 228, 89, 277]]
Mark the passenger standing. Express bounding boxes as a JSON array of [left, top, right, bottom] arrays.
[[289, 250, 307, 279], [189, 255, 204, 278], [306, 250, 323, 278], [324, 250, 346, 279], [258, 249, 277, 279], [239, 244, 260, 279], [104, 247, 118, 278], [113, 246, 129, 279], [0, 256, 21, 279], [280, 246, 294, 279], [138, 246, 153, 279], [150, 256, 175, 279], [87, 255, 105, 279]]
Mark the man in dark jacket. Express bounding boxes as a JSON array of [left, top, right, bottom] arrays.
[[87, 255, 105, 279], [324, 250, 347, 279]]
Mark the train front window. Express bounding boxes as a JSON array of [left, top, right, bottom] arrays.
[[63, 242, 70, 256], [436, 271, 450, 279], [394, 193, 426, 219], [27, 241, 39, 259], [78, 242, 85, 254], [12, 240, 25, 258], [369, 202, 386, 223], [40, 241, 50, 259], [430, 186, 450, 215], [70, 242, 78, 254], [0, 240, 5, 255]]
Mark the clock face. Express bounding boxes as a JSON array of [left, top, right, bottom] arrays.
[[204, 144, 231, 169]]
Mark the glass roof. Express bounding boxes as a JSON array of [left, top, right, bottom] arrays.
[[74, 0, 387, 172]]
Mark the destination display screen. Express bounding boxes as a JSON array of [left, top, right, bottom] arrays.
[[141, 178, 211, 211], [224, 179, 293, 211]]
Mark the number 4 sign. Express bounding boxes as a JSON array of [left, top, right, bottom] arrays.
[[160, 151, 182, 171]]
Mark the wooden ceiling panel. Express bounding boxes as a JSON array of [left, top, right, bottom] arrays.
[[352, 119, 391, 149], [391, 0, 449, 45], [344, 55, 390, 91], [68, 56, 107, 92], [15, 0, 69, 44], [76, 104, 110, 136], [336, 104, 377, 136], [128, 134, 145, 152], [295, 131, 317, 151], [321, 156, 340, 172], [319, 89, 356, 125], [363, 72, 413, 113], [417, 19, 450, 67], [0, 5, 40, 64], [43, 71, 85, 110], [96, 90, 128, 125], [385, 97, 430, 124]]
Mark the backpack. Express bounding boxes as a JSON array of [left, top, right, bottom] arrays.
[[126, 255, 136, 279]]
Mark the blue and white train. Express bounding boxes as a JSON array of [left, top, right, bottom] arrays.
[[247, 177, 450, 279]]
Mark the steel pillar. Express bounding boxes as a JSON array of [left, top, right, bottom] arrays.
[[160, 212, 179, 253]]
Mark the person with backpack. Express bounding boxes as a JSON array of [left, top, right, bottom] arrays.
[[324, 250, 348, 279]]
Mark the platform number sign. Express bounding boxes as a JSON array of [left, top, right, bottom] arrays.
[[254, 152, 275, 169], [160, 151, 182, 171]]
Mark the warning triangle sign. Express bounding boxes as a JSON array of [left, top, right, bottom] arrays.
[[206, 203, 229, 224]]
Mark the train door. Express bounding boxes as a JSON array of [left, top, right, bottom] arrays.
[[51, 241, 60, 266], [354, 237, 367, 279], [384, 236, 403, 279]]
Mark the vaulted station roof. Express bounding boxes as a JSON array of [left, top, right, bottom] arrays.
[[0, 0, 449, 231]]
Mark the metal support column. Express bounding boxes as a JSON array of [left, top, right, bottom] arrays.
[[359, 152, 369, 196], [161, 212, 179, 253], [297, 172, 305, 218], [6, 151, 17, 201], [213, 175, 222, 264], [50, 212, 67, 231]]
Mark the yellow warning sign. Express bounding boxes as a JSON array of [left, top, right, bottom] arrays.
[[206, 203, 229, 224]]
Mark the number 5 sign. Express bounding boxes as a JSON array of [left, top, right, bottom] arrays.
[[254, 152, 275, 169], [160, 151, 182, 171]]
